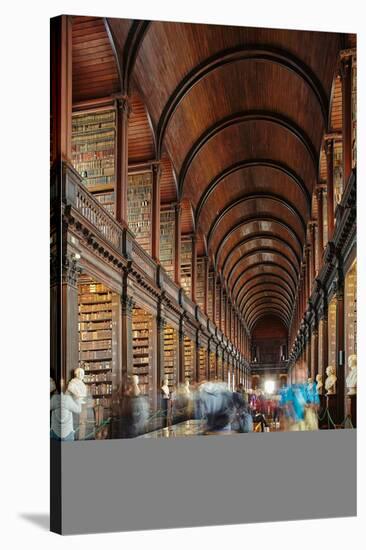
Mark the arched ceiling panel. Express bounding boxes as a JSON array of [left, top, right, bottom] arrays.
[[133, 22, 340, 130], [164, 60, 324, 174], [183, 121, 315, 207], [216, 221, 302, 272], [223, 237, 300, 281], [229, 251, 298, 291], [209, 199, 305, 260], [237, 276, 295, 310], [242, 289, 292, 317], [198, 166, 309, 237]]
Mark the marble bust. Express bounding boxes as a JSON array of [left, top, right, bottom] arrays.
[[346, 354, 357, 395], [315, 374, 323, 395], [130, 374, 141, 397], [67, 366, 87, 400], [324, 365, 337, 395]]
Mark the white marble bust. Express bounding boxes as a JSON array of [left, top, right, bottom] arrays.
[[315, 374, 323, 395], [67, 367, 87, 399], [130, 374, 141, 397], [161, 378, 170, 399], [346, 354, 357, 395], [324, 365, 337, 395]]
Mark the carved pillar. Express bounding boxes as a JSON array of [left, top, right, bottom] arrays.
[[191, 234, 197, 302], [50, 15, 73, 164], [340, 55, 353, 187], [51, 248, 81, 387], [116, 97, 131, 225], [151, 164, 161, 262], [316, 187, 324, 270], [174, 202, 182, 285], [325, 139, 335, 240], [120, 273, 134, 394]]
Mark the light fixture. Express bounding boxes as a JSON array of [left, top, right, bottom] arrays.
[[264, 379, 275, 394]]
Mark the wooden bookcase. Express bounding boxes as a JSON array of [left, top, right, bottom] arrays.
[[183, 336, 194, 382], [163, 324, 178, 390], [196, 257, 205, 311], [328, 297, 337, 367], [132, 307, 153, 399], [72, 109, 116, 216], [127, 171, 152, 255], [345, 260, 357, 360], [199, 347, 207, 382], [180, 238, 192, 297], [207, 271, 214, 320], [160, 207, 175, 280], [209, 351, 216, 380], [78, 280, 117, 411]]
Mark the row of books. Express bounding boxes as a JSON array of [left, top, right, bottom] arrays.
[[79, 321, 112, 331], [79, 340, 111, 352], [80, 330, 112, 341]]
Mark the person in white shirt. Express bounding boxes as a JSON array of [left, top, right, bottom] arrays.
[[50, 379, 82, 441]]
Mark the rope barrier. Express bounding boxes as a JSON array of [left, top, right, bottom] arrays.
[[317, 406, 354, 429]]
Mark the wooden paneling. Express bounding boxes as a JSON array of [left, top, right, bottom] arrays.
[[160, 154, 177, 204], [330, 75, 342, 131], [72, 16, 120, 102], [181, 199, 194, 235], [128, 94, 155, 162]]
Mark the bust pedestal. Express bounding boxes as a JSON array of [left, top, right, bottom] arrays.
[[326, 394, 338, 428], [346, 394, 357, 428], [318, 394, 326, 428]]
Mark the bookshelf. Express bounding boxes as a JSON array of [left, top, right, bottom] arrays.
[[217, 352, 223, 381], [345, 260, 357, 359], [132, 307, 153, 399], [184, 336, 194, 382], [127, 171, 152, 255], [181, 238, 192, 297], [352, 54, 357, 169], [328, 297, 337, 368], [215, 281, 220, 327], [199, 347, 207, 382], [72, 109, 116, 215], [160, 207, 175, 280], [78, 280, 117, 411], [207, 271, 214, 320], [163, 324, 178, 391], [333, 141, 343, 207], [196, 258, 205, 311], [209, 351, 216, 380]]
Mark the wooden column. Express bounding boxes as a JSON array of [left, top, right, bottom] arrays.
[[120, 291, 134, 394], [340, 55, 353, 187], [151, 164, 161, 262], [58, 252, 81, 387], [174, 202, 182, 285], [191, 234, 197, 302], [316, 187, 324, 269], [305, 246, 311, 302], [116, 97, 130, 225], [50, 15, 73, 164], [325, 139, 335, 240]]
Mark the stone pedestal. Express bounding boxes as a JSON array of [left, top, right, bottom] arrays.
[[346, 394, 357, 428], [326, 394, 338, 428]]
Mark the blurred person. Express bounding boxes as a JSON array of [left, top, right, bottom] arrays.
[[50, 379, 82, 441], [304, 378, 320, 431], [199, 381, 235, 434], [232, 386, 253, 433]]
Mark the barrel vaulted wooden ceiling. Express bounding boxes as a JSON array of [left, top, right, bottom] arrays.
[[72, 15, 352, 333]]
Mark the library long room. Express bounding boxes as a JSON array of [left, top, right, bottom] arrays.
[[50, 16, 357, 440]]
